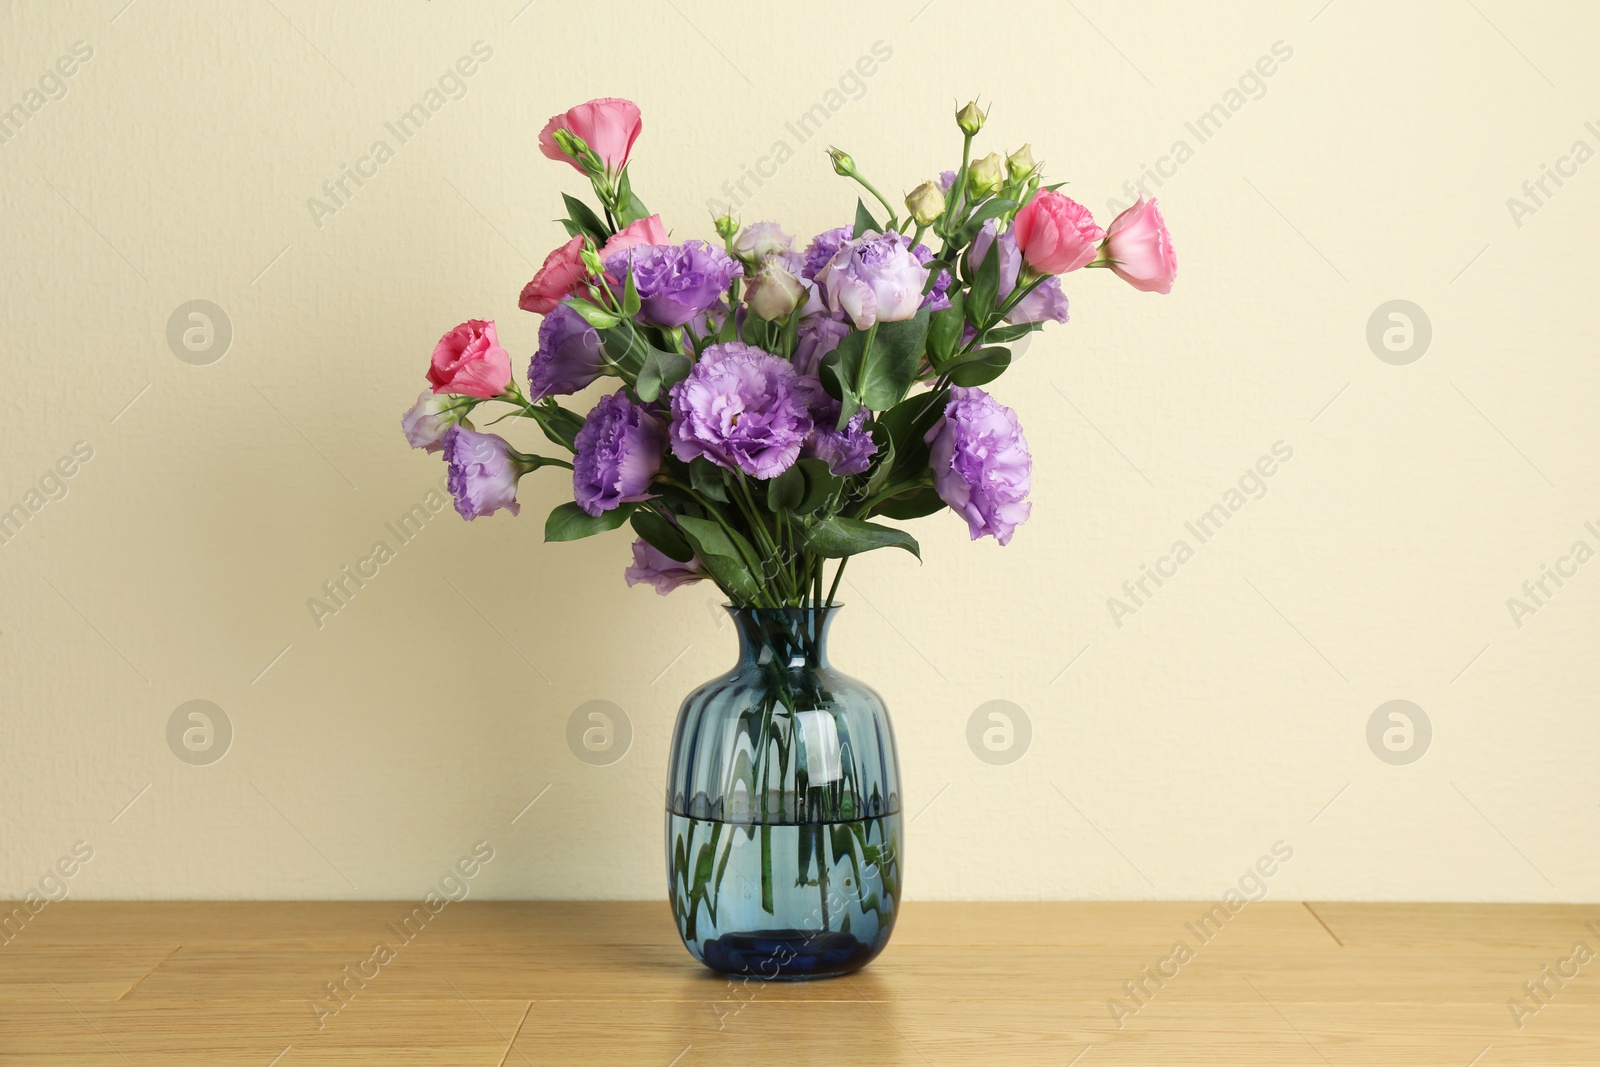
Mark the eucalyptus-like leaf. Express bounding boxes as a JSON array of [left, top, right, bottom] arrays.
[[636, 346, 691, 403], [562, 194, 609, 244], [947, 345, 1011, 387], [804, 516, 920, 560], [631, 509, 695, 563]]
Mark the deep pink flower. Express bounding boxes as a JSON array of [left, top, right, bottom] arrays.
[[519, 236, 590, 315], [539, 97, 642, 176], [427, 319, 511, 399], [1012, 191, 1104, 275]]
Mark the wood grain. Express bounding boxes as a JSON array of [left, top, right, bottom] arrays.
[[1, 901, 1594, 1065]]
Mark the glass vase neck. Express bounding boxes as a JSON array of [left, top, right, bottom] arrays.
[[726, 606, 838, 670]]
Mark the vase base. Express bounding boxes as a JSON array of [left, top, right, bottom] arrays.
[[696, 928, 883, 980]]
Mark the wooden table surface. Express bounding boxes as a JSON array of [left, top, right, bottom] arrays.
[[2, 900, 1596, 1064]]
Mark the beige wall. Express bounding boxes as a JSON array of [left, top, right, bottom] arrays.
[[2, 0, 1596, 902]]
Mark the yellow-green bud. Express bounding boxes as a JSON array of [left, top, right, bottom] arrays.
[[828, 147, 858, 177], [955, 101, 986, 136], [968, 152, 1004, 198], [904, 181, 946, 226], [713, 213, 739, 241], [579, 241, 607, 277], [1007, 144, 1036, 182]]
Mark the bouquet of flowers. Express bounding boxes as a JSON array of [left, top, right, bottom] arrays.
[[402, 97, 1175, 609]]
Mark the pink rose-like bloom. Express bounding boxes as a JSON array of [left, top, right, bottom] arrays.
[[1104, 197, 1177, 294], [624, 539, 703, 595], [1011, 191, 1105, 276], [519, 236, 590, 315], [539, 97, 642, 176], [599, 213, 669, 261], [427, 319, 511, 399]]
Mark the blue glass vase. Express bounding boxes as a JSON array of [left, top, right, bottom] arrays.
[[665, 606, 902, 979]]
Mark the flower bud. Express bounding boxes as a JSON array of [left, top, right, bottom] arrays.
[[955, 101, 986, 136], [828, 147, 858, 177], [905, 181, 946, 226], [732, 221, 795, 263], [745, 256, 808, 321], [579, 241, 607, 278], [1007, 144, 1036, 182], [967, 152, 1004, 198], [713, 212, 739, 241]]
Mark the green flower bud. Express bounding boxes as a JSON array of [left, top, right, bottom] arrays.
[[828, 147, 858, 177], [1007, 144, 1036, 182], [968, 152, 1004, 198], [713, 212, 739, 241], [955, 101, 986, 136], [905, 181, 946, 226]]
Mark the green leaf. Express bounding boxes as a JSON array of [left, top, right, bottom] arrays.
[[804, 516, 920, 560], [561, 194, 609, 244], [876, 388, 949, 484], [636, 346, 691, 403], [852, 198, 881, 239], [622, 266, 641, 317], [859, 309, 931, 412], [965, 239, 1002, 328], [766, 464, 804, 512], [615, 170, 649, 226], [544, 501, 637, 542], [873, 487, 946, 521], [794, 458, 843, 514], [928, 294, 965, 365], [598, 324, 648, 372], [947, 346, 1011, 387], [631, 509, 695, 562], [862, 434, 896, 498], [566, 299, 621, 330], [675, 515, 764, 603], [986, 321, 1040, 344], [689, 459, 730, 503], [953, 197, 1018, 245], [529, 401, 584, 452]]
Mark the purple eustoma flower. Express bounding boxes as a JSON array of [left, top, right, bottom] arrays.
[[816, 230, 931, 329], [624, 538, 703, 595], [605, 241, 740, 329], [443, 426, 529, 520], [968, 220, 1069, 325], [925, 386, 1032, 545], [401, 391, 473, 452], [799, 380, 878, 476], [668, 342, 812, 479], [802, 226, 852, 280], [529, 304, 606, 400], [572, 391, 666, 516], [792, 316, 851, 378]]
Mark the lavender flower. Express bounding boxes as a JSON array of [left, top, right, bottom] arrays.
[[816, 230, 931, 329], [799, 380, 878, 476], [624, 538, 703, 595], [925, 386, 1032, 544], [668, 342, 812, 479], [605, 241, 740, 328], [937, 170, 957, 194], [444, 426, 528, 520], [802, 226, 851, 280], [968, 220, 1069, 325], [573, 391, 666, 516], [528, 304, 606, 400], [793, 316, 851, 377]]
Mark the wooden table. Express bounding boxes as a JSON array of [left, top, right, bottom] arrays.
[[2, 901, 1595, 1064]]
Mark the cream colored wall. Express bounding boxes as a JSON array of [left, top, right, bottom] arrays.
[[2, 0, 1596, 903]]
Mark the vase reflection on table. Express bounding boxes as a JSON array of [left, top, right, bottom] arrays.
[[665, 606, 901, 979]]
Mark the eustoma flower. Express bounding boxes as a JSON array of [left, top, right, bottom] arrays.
[[1012, 190, 1105, 276], [732, 222, 794, 262], [624, 539, 703, 595], [1103, 197, 1177, 294], [528, 304, 606, 401], [443, 426, 531, 520], [572, 391, 666, 516], [401, 391, 474, 452], [969, 220, 1069, 325], [799, 381, 878, 476], [816, 230, 931, 329], [519, 236, 590, 315], [925, 387, 1032, 545], [606, 242, 740, 329], [539, 97, 642, 177], [428, 319, 511, 398], [668, 342, 811, 479], [599, 213, 669, 261]]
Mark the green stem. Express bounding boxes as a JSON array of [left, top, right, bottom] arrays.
[[824, 557, 848, 611]]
